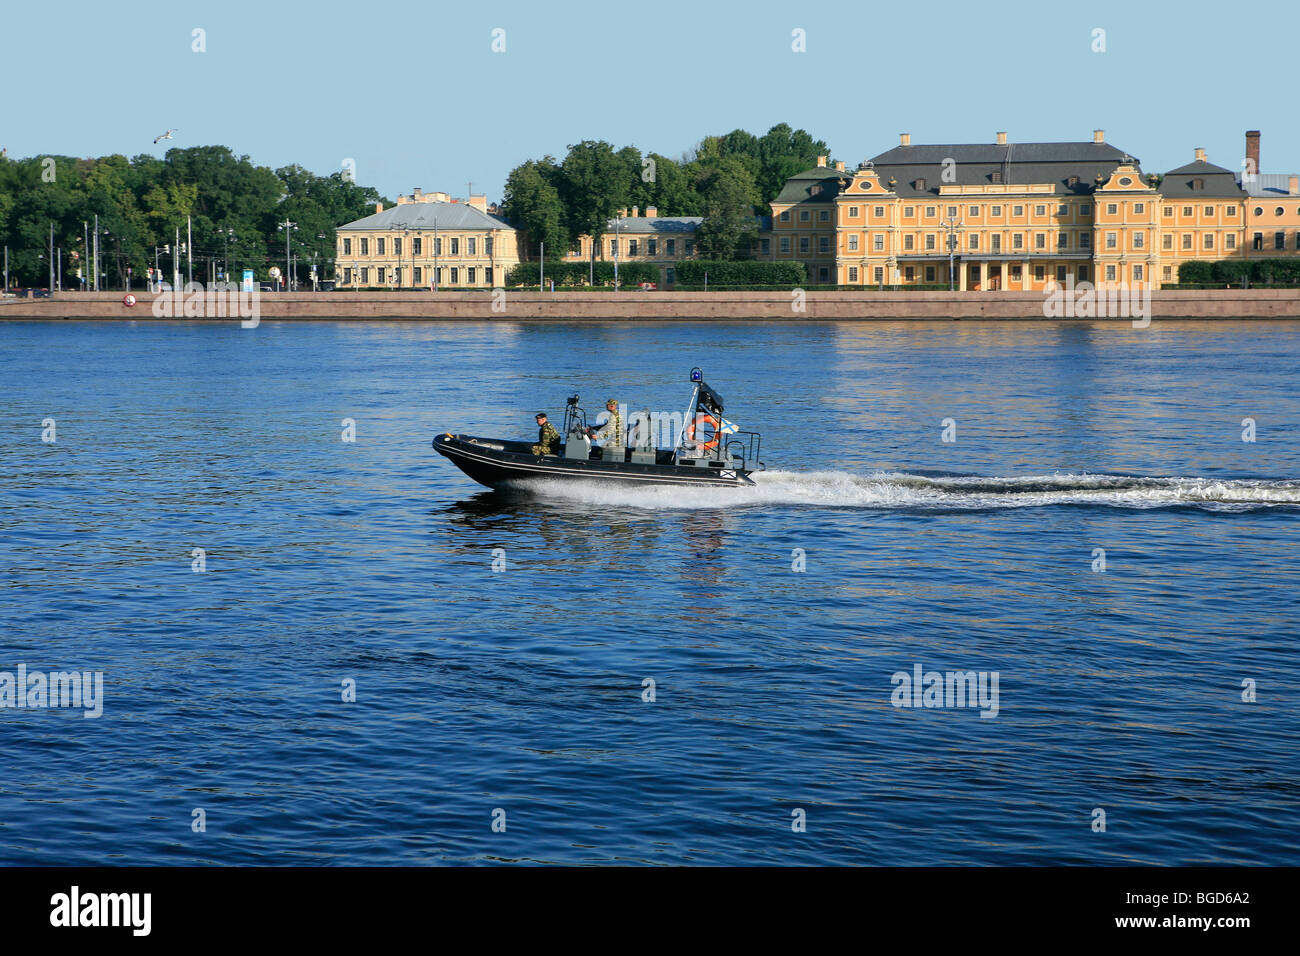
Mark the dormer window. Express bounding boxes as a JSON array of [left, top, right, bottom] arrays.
[[915, 177, 926, 191], [810, 184, 821, 196], [991, 170, 1002, 184], [1067, 175, 1079, 187], [1192, 178, 1205, 191]]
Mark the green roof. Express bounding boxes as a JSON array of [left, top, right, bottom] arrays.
[[772, 166, 849, 204]]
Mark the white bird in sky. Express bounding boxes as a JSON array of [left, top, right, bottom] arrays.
[[153, 129, 177, 144]]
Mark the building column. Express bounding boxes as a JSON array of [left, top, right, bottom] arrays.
[[958, 260, 968, 292]]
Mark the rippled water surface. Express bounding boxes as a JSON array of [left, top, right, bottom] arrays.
[[1, 319, 1298, 865]]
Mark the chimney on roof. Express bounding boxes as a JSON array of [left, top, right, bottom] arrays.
[[1246, 130, 1261, 177], [899, 133, 911, 147], [645, 205, 658, 218], [1290, 175, 1299, 196], [413, 187, 423, 199], [1093, 129, 1105, 144], [835, 160, 845, 171], [375, 202, 383, 214], [816, 155, 827, 167], [466, 194, 488, 212], [996, 131, 1007, 146], [1195, 147, 1207, 163], [631, 205, 639, 217]]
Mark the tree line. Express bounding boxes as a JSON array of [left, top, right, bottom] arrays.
[[500, 123, 832, 262], [0, 147, 386, 288]]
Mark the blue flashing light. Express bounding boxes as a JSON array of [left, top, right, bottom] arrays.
[[690, 367, 702, 382]]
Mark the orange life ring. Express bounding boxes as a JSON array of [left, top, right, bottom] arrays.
[[687, 412, 720, 451]]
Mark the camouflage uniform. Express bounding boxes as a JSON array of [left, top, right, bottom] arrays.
[[532, 421, 561, 456], [592, 401, 624, 447]]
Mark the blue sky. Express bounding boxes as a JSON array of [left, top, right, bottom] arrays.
[[6, 0, 1295, 200]]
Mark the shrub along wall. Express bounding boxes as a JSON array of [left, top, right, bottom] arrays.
[[505, 261, 661, 287], [1178, 258, 1300, 285], [673, 260, 806, 286]]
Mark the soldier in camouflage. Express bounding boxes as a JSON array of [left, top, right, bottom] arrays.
[[532, 412, 561, 455], [590, 398, 625, 447]]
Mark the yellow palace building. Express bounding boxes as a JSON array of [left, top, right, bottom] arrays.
[[790, 130, 1162, 289], [334, 189, 520, 289], [765, 130, 1297, 289]]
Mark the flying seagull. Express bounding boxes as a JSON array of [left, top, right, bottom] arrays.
[[153, 129, 177, 144]]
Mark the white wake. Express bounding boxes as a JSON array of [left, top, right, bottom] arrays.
[[515, 470, 1300, 511]]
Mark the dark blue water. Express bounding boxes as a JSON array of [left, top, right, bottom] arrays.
[[2, 319, 1298, 865]]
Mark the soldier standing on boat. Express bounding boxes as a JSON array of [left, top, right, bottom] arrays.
[[588, 398, 625, 447], [532, 412, 561, 455]]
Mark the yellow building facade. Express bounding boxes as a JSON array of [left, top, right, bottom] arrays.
[[1240, 129, 1300, 266], [762, 131, 1300, 289], [562, 206, 702, 284], [335, 189, 520, 289]]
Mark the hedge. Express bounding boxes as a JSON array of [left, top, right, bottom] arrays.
[[673, 260, 806, 286], [1177, 258, 1300, 285], [671, 283, 951, 291], [505, 261, 661, 287]]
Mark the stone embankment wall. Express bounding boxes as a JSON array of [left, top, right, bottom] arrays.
[[3, 289, 1299, 320]]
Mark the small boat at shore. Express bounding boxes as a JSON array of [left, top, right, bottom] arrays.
[[433, 368, 764, 490]]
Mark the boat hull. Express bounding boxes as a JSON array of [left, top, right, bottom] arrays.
[[432, 433, 754, 489]]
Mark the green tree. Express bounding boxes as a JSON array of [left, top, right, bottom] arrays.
[[642, 152, 700, 216], [757, 123, 832, 204], [694, 157, 760, 259], [501, 158, 567, 259], [560, 140, 630, 268]]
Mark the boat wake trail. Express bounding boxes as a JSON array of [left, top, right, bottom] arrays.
[[520, 470, 1300, 512]]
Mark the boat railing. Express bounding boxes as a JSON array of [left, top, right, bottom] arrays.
[[723, 430, 762, 471]]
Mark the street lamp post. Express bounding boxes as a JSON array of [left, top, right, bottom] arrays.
[[941, 215, 963, 291], [612, 214, 621, 290], [414, 229, 423, 290], [277, 220, 297, 291], [315, 233, 326, 291], [391, 221, 408, 290], [223, 228, 236, 283], [101, 229, 111, 290]]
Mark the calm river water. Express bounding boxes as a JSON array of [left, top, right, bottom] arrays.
[[1, 318, 1297, 864]]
